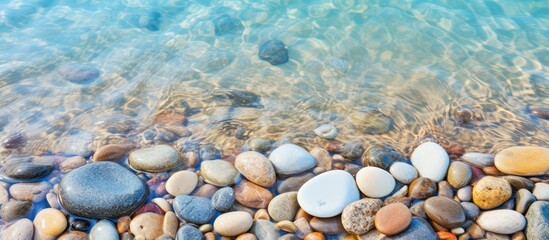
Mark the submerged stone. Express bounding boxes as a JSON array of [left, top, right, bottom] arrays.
[[1, 156, 54, 180], [140, 10, 161, 31], [57, 63, 100, 84], [259, 39, 289, 66], [213, 14, 244, 36]]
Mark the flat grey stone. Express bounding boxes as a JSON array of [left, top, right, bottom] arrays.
[[525, 201, 549, 240], [175, 225, 203, 240], [211, 186, 235, 212], [173, 195, 215, 224]]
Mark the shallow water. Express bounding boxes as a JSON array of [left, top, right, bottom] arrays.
[[1, 0, 548, 157]]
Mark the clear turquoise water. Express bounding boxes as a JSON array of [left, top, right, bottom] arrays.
[[0, 0, 548, 155]]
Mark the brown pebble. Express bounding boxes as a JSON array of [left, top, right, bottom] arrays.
[[432, 221, 449, 232], [192, 184, 219, 198], [131, 203, 165, 217], [374, 203, 412, 236], [277, 220, 298, 233], [466, 223, 485, 239], [470, 166, 485, 184], [204, 232, 216, 240], [117, 216, 131, 234], [511, 231, 526, 240], [60, 156, 87, 173], [294, 218, 312, 239], [333, 163, 345, 170], [304, 232, 326, 240], [9, 182, 51, 202], [234, 180, 273, 209], [408, 177, 436, 199], [436, 232, 457, 240], [58, 231, 89, 240], [483, 166, 504, 176], [236, 233, 257, 240], [93, 144, 127, 161], [295, 208, 312, 221], [254, 209, 270, 220], [163, 211, 178, 238], [309, 217, 345, 235]]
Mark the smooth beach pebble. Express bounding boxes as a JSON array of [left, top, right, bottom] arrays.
[[304, 232, 326, 240], [2, 218, 34, 240], [374, 202, 412, 236], [297, 170, 360, 218], [57, 231, 89, 240], [501, 175, 535, 191], [33, 208, 68, 240], [411, 142, 450, 182], [212, 186, 235, 212], [309, 217, 345, 235], [362, 145, 404, 170], [152, 198, 172, 212], [200, 160, 240, 187], [457, 186, 472, 202], [173, 195, 215, 224], [476, 210, 526, 234], [166, 170, 198, 196], [213, 211, 253, 236], [533, 182, 549, 200], [130, 213, 164, 239], [310, 147, 332, 170], [128, 145, 181, 172], [460, 202, 480, 219], [408, 177, 436, 199], [341, 198, 383, 235], [293, 218, 312, 238], [389, 162, 418, 184], [236, 233, 258, 240], [235, 151, 276, 187], [278, 173, 315, 193], [447, 161, 472, 189], [176, 225, 203, 240], [59, 156, 87, 173], [525, 201, 549, 240], [57, 63, 100, 83], [277, 220, 298, 232], [258, 39, 289, 66], [356, 166, 395, 198], [515, 189, 536, 214], [250, 219, 280, 239], [90, 220, 119, 240], [1, 156, 54, 180], [313, 124, 338, 139], [93, 144, 127, 161], [494, 146, 549, 176], [269, 144, 316, 175], [472, 176, 512, 209], [234, 180, 273, 209], [424, 196, 466, 229], [268, 191, 299, 222], [387, 217, 437, 240], [461, 152, 494, 168], [0, 200, 32, 222]]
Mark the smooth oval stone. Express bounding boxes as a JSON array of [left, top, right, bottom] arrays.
[[70, 219, 90, 232], [211, 186, 235, 212], [163, 211, 178, 238], [58, 63, 100, 83], [349, 108, 392, 134], [409, 201, 426, 218], [437, 181, 454, 198], [424, 196, 466, 229], [460, 202, 480, 219], [341, 198, 383, 235], [213, 14, 244, 36], [500, 176, 535, 191], [525, 201, 549, 240], [408, 177, 436, 199], [362, 145, 403, 170], [248, 138, 273, 152], [250, 219, 280, 240], [235, 151, 276, 187], [457, 186, 472, 202], [461, 152, 494, 168], [472, 176, 512, 209], [310, 147, 332, 170], [494, 146, 549, 176], [384, 217, 437, 240], [269, 144, 316, 175], [173, 195, 215, 224], [9, 181, 51, 202], [389, 162, 418, 184], [309, 217, 345, 235], [374, 202, 412, 236], [200, 160, 240, 187], [2, 132, 27, 149], [268, 191, 299, 222], [130, 213, 164, 240], [234, 180, 273, 209], [129, 145, 181, 172], [447, 161, 472, 189], [356, 167, 396, 198], [90, 220, 119, 240], [476, 210, 526, 234], [258, 39, 289, 66], [340, 141, 365, 159], [33, 208, 68, 240], [533, 183, 549, 201], [297, 170, 360, 218], [58, 231, 89, 240], [1, 218, 34, 240], [278, 173, 315, 194], [213, 211, 253, 237], [411, 142, 450, 182], [176, 225, 203, 240], [515, 189, 536, 214], [93, 144, 127, 161], [166, 170, 198, 196], [59, 162, 148, 218], [313, 124, 338, 139], [2, 156, 54, 180], [0, 200, 32, 221]]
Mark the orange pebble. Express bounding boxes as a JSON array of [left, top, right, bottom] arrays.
[[295, 208, 312, 221], [436, 231, 457, 240], [304, 232, 326, 240]]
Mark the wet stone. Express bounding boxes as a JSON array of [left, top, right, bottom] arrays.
[[33, 208, 68, 240], [424, 196, 466, 229], [384, 217, 437, 240], [9, 181, 51, 202], [362, 145, 404, 170], [173, 195, 215, 224], [234, 180, 273, 209], [1, 156, 54, 180], [460, 202, 480, 219], [269, 144, 316, 175], [128, 145, 181, 172], [268, 191, 299, 222], [200, 145, 220, 160], [248, 138, 272, 152], [515, 189, 536, 214], [340, 141, 365, 160], [0, 200, 32, 222], [90, 219, 119, 240], [341, 198, 383, 235], [472, 176, 512, 209], [408, 177, 436, 199], [349, 107, 393, 134], [58, 63, 100, 84], [214, 14, 244, 36], [258, 39, 289, 66], [235, 151, 276, 187], [2, 132, 27, 149], [278, 173, 314, 193], [525, 201, 549, 240], [250, 219, 280, 240], [1, 218, 34, 240], [211, 186, 235, 212], [313, 124, 338, 139], [447, 161, 472, 189], [92, 144, 127, 161], [70, 219, 90, 232]]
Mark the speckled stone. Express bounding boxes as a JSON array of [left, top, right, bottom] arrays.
[[1, 218, 34, 240], [166, 171, 198, 196], [269, 144, 316, 175], [408, 177, 436, 199], [525, 201, 549, 240], [176, 225, 203, 240], [494, 146, 549, 176], [277, 173, 314, 193], [130, 213, 164, 239], [59, 162, 148, 218], [424, 196, 466, 229], [515, 189, 536, 214], [1, 156, 54, 180], [362, 145, 404, 170], [472, 176, 512, 209], [33, 208, 68, 240], [268, 191, 299, 222], [250, 219, 280, 240], [234, 180, 273, 209], [128, 145, 181, 172], [341, 198, 383, 235], [173, 195, 215, 224], [0, 200, 32, 221], [214, 211, 253, 237], [447, 161, 472, 189], [477, 210, 526, 234], [200, 160, 240, 187], [235, 151, 276, 187], [9, 181, 51, 202], [374, 203, 412, 236]]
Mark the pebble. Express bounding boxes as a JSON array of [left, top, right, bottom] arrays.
[[55, 132, 93, 157], [460, 202, 480, 219], [500, 176, 535, 191], [362, 145, 404, 170], [1, 185, 9, 205], [438, 181, 454, 199], [411, 142, 450, 182], [436, 232, 457, 240], [389, 162, 418, 184], [173, 195, 215, 224], [483, 166, 504, 176], [525, 201, 549, 240], [297, 170, 360, 218], [213, 211, 253, 236], [409, 201, 426, 218], [277, 220, 298, 233], [408, 177, 436, 199], [374, 202, 412, 236], [132, 203, 165, 216], [235, 151, 276, 187], [200, 160, 240, 186], [472, 176, 512, 209], [9, 181, 51, 202], [248, 138, 272, 152], [117, 216, 130, 233], [0, 200, 32, 221], [33, 208, 68, 240], [278, 173, 315, 193], [1, 218, 34, 240], [386, 217, 437, 240], [310, 147, 332, 170], [213, 14, 244, 36], [424, 196, 466, 229], [93, 144, 127, 161], [512, 232, 526, 240], [70, 219, 90, 232], [356, 166, 395, 198], [340, 141, 365, 159], [461, 152, 494, 168], [457, 186, 472, 201], [279, 234, 299, 240], [466, 223, 485, 239], [58, 63, 100, 83], [166, 170, 198, 196], [234, 180, 273, 209], [515, 189, 536, 214], [304, 232, 326, 240], [128, 145, 181, 172], [533, 183, 549, 200], [309, 217, 345, 235], [269, 144, 316, 175], [130, 213, 164, 239], [2, 156, 54, 180], [176, 225, 203, 240], [120, 232, 134, 240], [258, 39, 289, 65], [494, 146, 549, 176], [294, 218, 312, 238], [447, 161, 472, 189], [254, 209, 269, 220], [59, 162, 148, 218], [212, 186, 235, 212], [313, 124, 338, 139], [2, 132, 27, 149], [476, 210, 526, 234], [153, 198, 172, 212], [236, 233, 258, 240], [199, 224, 213, 233], [349, 108, 392, 134], [59, 156, 87, 173], [341, 198, 383, 235], [295, 208, 312, 221], [486, 232, 511, 240], [57, 231, 89, 240], [46, 192, 60, 209], [192, 184, 218, 198], [250, 219, 280, 240], [268, 191, 299, 222]]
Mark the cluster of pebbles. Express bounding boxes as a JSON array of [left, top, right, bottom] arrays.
[[0, 123, 548, 240]]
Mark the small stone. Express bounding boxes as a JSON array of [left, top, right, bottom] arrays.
[[408, 177, 436, 199], [2, 132, 27, 149], [277, 173, 314, 193], [33, 208, 68, 240], [199, 224, 213, 233], [341, 198, 383, 235], [500, 176, 535, 191], [212, 186, 235, 212], [236, 233, 257, 240], [132, 203, 165, 217], [93, 144, 127, 161], [204, 232, 215, 240], [349, 108, 392, 134], [424, 196, 466, 229], [313, 124, 338, 139], [248, 138, 272, 152], [166, 171, 198, 196], [438, 181, 454, 199], [294, 208, 312, 221], [461, 152, 494, 168], [451, 227, 465, 235], [356, 167, 395, 198], [294, 218, 312, 239], [494, 146, 549, 176], [279, 234, 299, 240], [309, 217, 345, 235], [58, 231, 89, 240], [460, 202, 480, 219], [472, 176, 512, 209], [258, 39, 289, 66], [340, 141, 365, 160], [9, 181, 51, 202], [250, 219, 280, 240], [411, 142, 450, 182], [59, 156, 87, 173], [176, 225, 203, 240], [153, 198, 172, 213], [0, 200, 32, 222], [130, 213, 164, 240], [515, 189, 536, 214], [213, 14, 244, 36], [447, 161, 472, 189], [466, 223, 485, 239], [1, 156, 55, 180], [254, 209, 269, 220], [436, 232, 457, 240], [1, 186, 9, 205], [511, 232, 526, 240], [117, 216, 131, 233], [389, 162, 418, 184], [58, 63, 100, 83], [70, 219, 90, 232], [192, 184, 218, 198], [173, 195, 215, 224], [525, 201, 549, 240], [121, 232, 134, 240], [476, 209, 526, 234], [304, 232, 326, 240], [213, 211, 253, 236], [483, 166, 504, 176], [277, 220, 298, 233], [200, 160, 240, 187], [533, 183, 549, 200], [385, 217, 437, 240], [457, 186, 472, 202], [47, 192, 60, 209], [235, 151, 276, 187], [310, 148, 332, 170], [1, 218, 34, 240], [269, 144, 316, 175], [374, 202, 412, 236], [234, 180, 273, 209], [268, 191, 299, 222], [362, 145, 404, 170]]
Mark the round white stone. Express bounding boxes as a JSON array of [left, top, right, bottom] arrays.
[[90, 219, 119, 240], [389, 162, 418, 184], [410, 142, 449, 182], [533, 183, 549, 201], [356, 167, 395, 198], [297, 170, 359, 218], [269, 144, 316, 175], [476, 210, 526, 234]]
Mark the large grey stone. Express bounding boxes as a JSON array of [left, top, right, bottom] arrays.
[[525, 201, 549, 240]]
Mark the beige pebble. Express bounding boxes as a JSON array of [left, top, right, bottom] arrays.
[[213, 211, 253, 237], [294, 218, 312, 239], [254, 209, 270, 220], [166, 171, 198, 196], [184, 152, 199, 168], [2, 218, 34, 240], [46, 192, 60, 209], [152, 198, 172, 212], [117, 216, 131, 234], [277, 220, 298, 233], [0, 186, 8, 205], [236, 233, 258, 240], [59, 156, 87, 173], [192, 184, 218, 198], [33, 208, 68, 240], [57, 231, 89, 240], [93, 144, 127, 161], [199, 224, 213, 233], [204, 232, 216, 240], [313, 167, 326, 175], [130, 213, 164, 240], [295, 208, 312, 221], [10, 181, 51, 202], [305, 232, 326, 240], [234, 151, 276, 187], [163, 211, 178, 238]]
